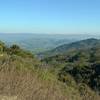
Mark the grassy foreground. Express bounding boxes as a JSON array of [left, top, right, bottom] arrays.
[[0, 42, 99, 100]]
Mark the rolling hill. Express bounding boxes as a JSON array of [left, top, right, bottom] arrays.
[[1, 33, 100, 54], [0, 40, 99, 100], [39, 38, 100, 58], [42, 38, 100, 95], [0, 33, 78, 53]]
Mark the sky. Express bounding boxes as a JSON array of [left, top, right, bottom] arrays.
[[0, 0, 100, 34]]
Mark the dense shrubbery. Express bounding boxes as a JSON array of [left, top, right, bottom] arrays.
[[59, 62, 100, 92], [0, 41, 6, 53], [43, 47, 100, 95], [8, 44, 33, 58]]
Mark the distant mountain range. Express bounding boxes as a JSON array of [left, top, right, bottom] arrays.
[[39, 38, 100, 58], [0, 33, 100, 54], [16, 37, 73, 53]]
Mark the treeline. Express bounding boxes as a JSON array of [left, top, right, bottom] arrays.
[[0, 41, 33, 58]]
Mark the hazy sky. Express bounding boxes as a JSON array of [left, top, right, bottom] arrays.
[[0, 0, 100, 34]]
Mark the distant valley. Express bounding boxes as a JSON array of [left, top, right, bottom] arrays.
[[0, 33, 100, 54]]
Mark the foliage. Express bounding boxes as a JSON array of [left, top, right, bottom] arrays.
[[0, 40, 100, 100], [5, 44, 34, 58], [42, 39, 100, 96]]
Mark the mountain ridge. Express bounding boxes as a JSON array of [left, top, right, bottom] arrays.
[[39, 38, 100, 58]]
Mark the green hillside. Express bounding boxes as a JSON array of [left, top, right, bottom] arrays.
[[0, 40, 99, 100], [42, 43, 100, 96], [39, 38, 100, 58]]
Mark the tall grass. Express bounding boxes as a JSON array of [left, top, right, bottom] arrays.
[[0, 54, 99, 100]]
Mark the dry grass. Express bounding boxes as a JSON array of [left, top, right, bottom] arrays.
[[0, 95, 18, 100], [0, 54, 68, 100], [0, 68, 69, 100], [0, 54, 99, 100]]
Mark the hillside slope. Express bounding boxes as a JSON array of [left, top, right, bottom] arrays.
[[42, 44, 100, 95], [0, 41, 98, 100], [39, 38, 100, 58]]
